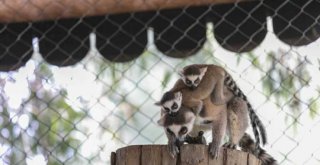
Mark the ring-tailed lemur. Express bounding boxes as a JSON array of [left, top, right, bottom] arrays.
[[157, 104, 197, 157], [177, 64, 267, 149], [239, 133, 278, 165], [158, 96, 249, 158]]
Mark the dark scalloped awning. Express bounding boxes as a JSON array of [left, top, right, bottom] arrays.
[[0, 0, 320, 71]]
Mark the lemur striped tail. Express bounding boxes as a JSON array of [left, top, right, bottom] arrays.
[[239, 133, 278, 165], [225, 74, 267, 146]]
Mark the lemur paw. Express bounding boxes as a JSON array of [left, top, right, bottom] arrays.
[[209, 143, 220, 159], [223, 142, 236, 149], [168, 143, 179, 158]]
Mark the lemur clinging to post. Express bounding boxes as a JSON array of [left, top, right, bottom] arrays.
[[157, 97, 277, 164], [157, 103, 198, 158], [157, 96, 249, 158]]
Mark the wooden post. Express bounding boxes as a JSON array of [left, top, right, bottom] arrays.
[[0, 0, 254, 23], [112, 144, 261, 165]]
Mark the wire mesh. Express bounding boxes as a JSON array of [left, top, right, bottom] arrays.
[[0, 0, 320, 164]]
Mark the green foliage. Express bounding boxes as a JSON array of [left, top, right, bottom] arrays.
[[162, 71, 173, 89], [309, 97, 319, 119], [0, 63, 86, 165], [246, 49, 318, 128]]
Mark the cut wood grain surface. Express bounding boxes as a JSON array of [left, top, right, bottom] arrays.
[[112, 144, 261, 165], [0, 0, 253, 23]]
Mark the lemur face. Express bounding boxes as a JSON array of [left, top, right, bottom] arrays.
[[161, 92, 182, 116], [158, 111, 195, 144], [179, 66, 207, 90], [166, 125, 189, 144], [155, 92, 182, 116], [181, 74, 201, 89]]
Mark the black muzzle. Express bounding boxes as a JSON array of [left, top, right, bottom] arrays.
[[169, 111, 178, 117]]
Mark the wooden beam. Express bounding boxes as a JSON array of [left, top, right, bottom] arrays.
[[113, 144, 262, 165], [0, 0, 253, 23]]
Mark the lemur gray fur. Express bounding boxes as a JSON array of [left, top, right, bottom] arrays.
[[158, 96, 249, 158], [239, 133, 278, 165], [177, 64, 267, 148]]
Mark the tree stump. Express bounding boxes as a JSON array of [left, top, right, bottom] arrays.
[[111, 144, 261, 165]]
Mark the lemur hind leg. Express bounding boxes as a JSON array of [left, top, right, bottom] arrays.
[[223, 97, 249, 149]]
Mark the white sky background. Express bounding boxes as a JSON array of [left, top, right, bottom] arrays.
[[1, 18, 320, 165]]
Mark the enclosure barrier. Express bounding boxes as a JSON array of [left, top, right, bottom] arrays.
[[111, 145, 261, 165], [0, 0, 252, 23]]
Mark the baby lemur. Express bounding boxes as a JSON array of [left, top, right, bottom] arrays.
[[158, 97, 248, 158], [175, 64, 267, 148]]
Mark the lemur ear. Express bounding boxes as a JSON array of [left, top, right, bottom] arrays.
[[200, 67, 208, 76], [154, 101, 162, 106], [157, 117, 165, 126], [178, 69, 184, 77], [174, 91, 182, 98]]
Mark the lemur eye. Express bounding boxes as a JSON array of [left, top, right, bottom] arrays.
[[164, 107, 170, 112], [166, 128, 173, 135], [186, 79, 192, 85], [194, 78, 200, 84], [179, 126, 188, 135], [172, 103, 178, 109]]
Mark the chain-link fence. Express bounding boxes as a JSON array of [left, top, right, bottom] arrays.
[[0, 0, 320, 164]]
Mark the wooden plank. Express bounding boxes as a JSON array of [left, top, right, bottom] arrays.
[[126, 145, 141, 165], [111, 152, 116, 165], [208, 147, 224, 165], [180, 144, 208, 165], [141, 145, 162, 165], [114, 145, 262, 165], [116, 145, 141, 165], [116, 146, 126, 165], [225, 149, 248, 165], [248, 153, 262, 165], [161, 145, 177, 165], [0, 0, 254, 23]]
